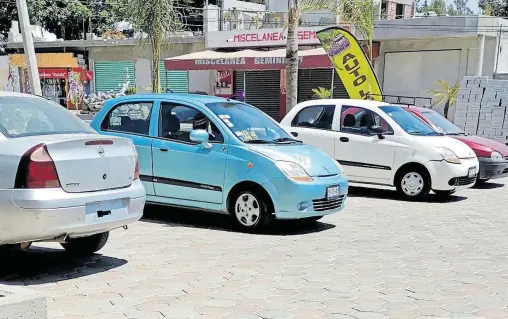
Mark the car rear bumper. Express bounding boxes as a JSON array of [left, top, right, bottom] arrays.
[[0, 180, 146, 245], [269, 175, 349, 219], [428, 157, 479, 191], [478, 158, 508, 180]]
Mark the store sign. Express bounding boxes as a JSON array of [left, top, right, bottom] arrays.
[[39, 68, 68, 79], [206, 26, 353, 49]]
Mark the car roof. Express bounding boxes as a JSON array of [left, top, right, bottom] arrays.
[[105, 93, 231, 105], [0, 91, 46, 99], [295, 99, 392, 110]]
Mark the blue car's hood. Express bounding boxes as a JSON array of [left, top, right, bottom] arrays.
[[249, 144, 340, 177]]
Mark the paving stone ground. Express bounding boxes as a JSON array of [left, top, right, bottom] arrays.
[[1, 180, 508, 319]]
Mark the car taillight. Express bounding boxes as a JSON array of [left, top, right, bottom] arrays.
[[134, 157, 140, 180], [15, 143, 61, 189]]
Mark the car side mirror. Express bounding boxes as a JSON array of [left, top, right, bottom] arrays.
[[369, 125, 385, 139], [190, 129, 212, 149]]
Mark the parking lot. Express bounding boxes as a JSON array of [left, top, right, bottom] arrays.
[[1, 181, 508, 319]]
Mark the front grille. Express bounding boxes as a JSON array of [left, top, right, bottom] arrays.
[[449, 176, 476, 186], [312, 195, 346, 212]]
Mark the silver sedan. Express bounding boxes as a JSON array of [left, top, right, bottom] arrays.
[[0, 92, 145, 255]]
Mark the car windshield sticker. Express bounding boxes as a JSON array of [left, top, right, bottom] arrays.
[[236, 129, 258, 141], [224, 119, 234, 127]]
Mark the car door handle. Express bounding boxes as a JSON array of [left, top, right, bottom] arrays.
[[159, 147, 169, 152], [291, 132, 299, 137], [339, 137, 349, 142]]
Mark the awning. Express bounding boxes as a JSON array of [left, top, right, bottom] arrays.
[[164, 48, 333, 71]]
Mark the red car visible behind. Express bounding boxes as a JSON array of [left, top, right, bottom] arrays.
[[405, 106, 508, 184]]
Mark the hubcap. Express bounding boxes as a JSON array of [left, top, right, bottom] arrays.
[[401, 172, 424, 196], [235, 193, 260, 227]]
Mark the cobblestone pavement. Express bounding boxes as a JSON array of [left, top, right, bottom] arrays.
[[2, 180, 508, 319]]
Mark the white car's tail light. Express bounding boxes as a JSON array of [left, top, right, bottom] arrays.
[[15, 143, 61, 189], [134, 157, 140, 180]]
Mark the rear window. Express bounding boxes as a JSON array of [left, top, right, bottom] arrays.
[[0, 96, 95, 138]]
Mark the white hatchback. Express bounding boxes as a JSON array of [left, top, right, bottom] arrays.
[[280, 99, 479, 199], [0, 92, 145, 255]]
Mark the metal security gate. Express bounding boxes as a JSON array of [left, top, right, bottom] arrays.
[[94, 61, 135, 93], [159, 61, 189, 93], [298, 68, 349, 103], [233, 70, 280, 119]]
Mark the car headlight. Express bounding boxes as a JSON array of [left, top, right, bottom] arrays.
[[276, 161, 313, 182], [436, 147, 461, 164], [333, 160, 347, 178], [491, 151, 503, 160]]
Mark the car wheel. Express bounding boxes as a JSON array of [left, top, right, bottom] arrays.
[[61, 232, 109, 256], [230, 191, 272, 232], [396, 169, 431, 200], [434, 190, 456, 198]]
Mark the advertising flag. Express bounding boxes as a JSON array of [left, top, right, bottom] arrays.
[[316, 26, 382, 101]]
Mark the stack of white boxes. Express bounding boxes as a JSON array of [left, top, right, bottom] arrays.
[[454, 76, 508, 144]]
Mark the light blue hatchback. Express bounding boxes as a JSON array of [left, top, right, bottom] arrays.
[[90, 94, 349, 231]]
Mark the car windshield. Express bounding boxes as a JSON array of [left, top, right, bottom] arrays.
[[420, 110, 464, 135], [379, 105, 443, 136], [0, 96, 95, 138], [206, 101, 297, 144]]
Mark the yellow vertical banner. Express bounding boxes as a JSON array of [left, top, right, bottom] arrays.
[[316, 27, 382, 101]]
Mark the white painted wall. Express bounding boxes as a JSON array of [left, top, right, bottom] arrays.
[[377, 37, 498, 96], [189, 70, 216, 94], [375, 36, 498, 118]]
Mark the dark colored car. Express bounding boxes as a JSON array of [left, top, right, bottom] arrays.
[[405, 106, 508, 184]]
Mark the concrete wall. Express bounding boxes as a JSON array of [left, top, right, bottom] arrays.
[[375, 36, 497, 117], [0, 56, 9, 90], [88, 41, 214, 93]]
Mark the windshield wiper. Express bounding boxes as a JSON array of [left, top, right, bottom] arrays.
[[271, 137, 302, 144], [447, 132, 466, 136], [244, 139, 273, 144]]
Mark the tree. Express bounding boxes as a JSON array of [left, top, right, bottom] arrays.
[[447, 4, 458, 15], [452, 0, 473, 15], [26, 0, 92, 40], [285, 0, 340, 111], [340, 0, 375, 60], [426, 0, 446, 15], [428, 80, 459, 119], [478, 0, 504, 16], [111, 0, 189, 93]]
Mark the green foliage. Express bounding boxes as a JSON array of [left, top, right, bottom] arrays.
[[109, 0, 189, 93], [339, 0, 375, 59], [426, 0, 446, 14], [428, 80, 459, 119], [312, 87, 331, 99], [125, 87, 137, 95]]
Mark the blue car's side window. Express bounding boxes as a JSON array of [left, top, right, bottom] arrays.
[[159, 102, 225, 144], [101, 101, 154, 136]]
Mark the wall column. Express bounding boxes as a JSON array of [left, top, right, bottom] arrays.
[[476, 35, 485, 76]]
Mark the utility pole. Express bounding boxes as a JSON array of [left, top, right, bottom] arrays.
[[16, 0, 41, 95]]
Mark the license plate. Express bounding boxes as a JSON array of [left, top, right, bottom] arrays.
[[468, 167, 477, 178], [326, 185, 340, 199], [85, 199, 126, 224]]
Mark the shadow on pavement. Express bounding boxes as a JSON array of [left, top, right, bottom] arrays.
[[143, 204, 335, 236], [348, 186, 468, 203], [0, 246, 126, 285], [473, 181, 505, 190]]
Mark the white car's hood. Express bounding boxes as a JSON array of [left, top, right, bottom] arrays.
[[413, 136, 476, 159]]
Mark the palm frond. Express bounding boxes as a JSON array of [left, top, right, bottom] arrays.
[[427, 80, 460, 107]]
